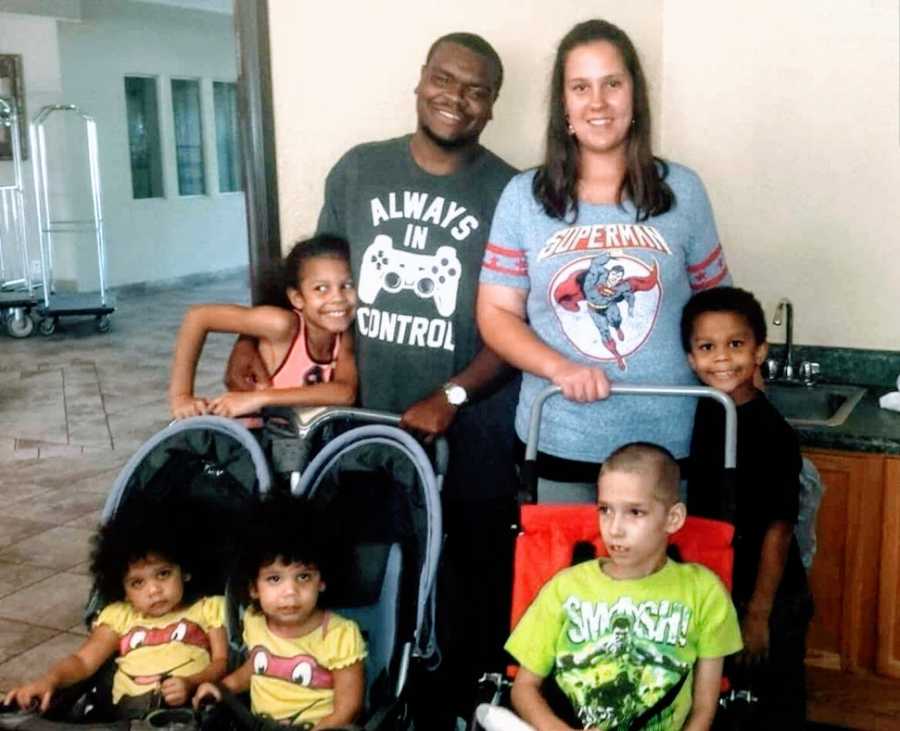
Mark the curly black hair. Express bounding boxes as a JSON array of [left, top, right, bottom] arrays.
[[89, 505, 196, 604], [232, 496, 331, 610], [680, 286, 767, 353]]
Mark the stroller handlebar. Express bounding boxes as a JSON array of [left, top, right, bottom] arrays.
[[525, 384, 737, 469], [265, 406, 450, 477]]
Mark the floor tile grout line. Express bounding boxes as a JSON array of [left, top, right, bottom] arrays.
[[92, 361, 116, 451], [61, 367, 70, 446], [0, 629, 72, 677], [0, 566, 66, 602]]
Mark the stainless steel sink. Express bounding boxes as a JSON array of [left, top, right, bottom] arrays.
[[765, 382, 866, 427]]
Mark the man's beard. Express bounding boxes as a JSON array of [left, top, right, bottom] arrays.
[[421, 122, 478, 150]]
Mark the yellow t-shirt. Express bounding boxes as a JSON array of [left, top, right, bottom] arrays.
[[243, 608, 366, 726], [94, 595, 225, 703]]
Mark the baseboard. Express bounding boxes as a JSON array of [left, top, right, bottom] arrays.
[[110, 266, 249, 297]]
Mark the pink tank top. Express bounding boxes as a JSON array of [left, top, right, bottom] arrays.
[[270, 312, 340, 388]]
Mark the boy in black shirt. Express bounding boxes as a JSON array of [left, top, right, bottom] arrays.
[[681, 287, 813, 725]]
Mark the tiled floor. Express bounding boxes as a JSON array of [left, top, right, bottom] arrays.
[[0, 276, 249, 692]]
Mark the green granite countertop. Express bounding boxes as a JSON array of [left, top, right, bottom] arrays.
[[790, 387, 900, 455], [765, 345, 900, 455]]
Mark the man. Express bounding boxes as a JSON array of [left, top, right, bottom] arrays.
[[227, 32, 519, 729]]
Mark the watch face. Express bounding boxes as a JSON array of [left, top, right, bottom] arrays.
[[444, 384, 467, 406]]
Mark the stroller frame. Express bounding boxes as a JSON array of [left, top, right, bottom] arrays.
[[266, 406, 447, 729], [0, 416, 274, 731]]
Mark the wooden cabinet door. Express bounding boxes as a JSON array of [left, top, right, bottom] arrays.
[[804, 449, 884, 672], [878, 457, 900, 677]]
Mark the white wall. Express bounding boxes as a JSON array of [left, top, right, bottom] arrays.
[[52, 0, 248, 287], [660, 0, 900, 349], [269, 1, 899, 351], [267, 0, 664, 244]]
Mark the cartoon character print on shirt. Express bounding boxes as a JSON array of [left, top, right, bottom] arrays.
[[249, 645, 334, 689], [118, 620, 210, 685], [542, 223, 670, 371], [558, 597, 691, 730], [355, 191, 481, 353]]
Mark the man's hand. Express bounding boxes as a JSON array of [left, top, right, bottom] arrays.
[[738, 610, 770, 664], [161, 677, 191, 707], [400, 390, 458, 440], [208, 391, 268, 418], [548, 360, 611, 402], [224, 337, 271, 392], [4, 677, 57, 713], [170, 394, 209, 420], [192, 682, 222, 709]]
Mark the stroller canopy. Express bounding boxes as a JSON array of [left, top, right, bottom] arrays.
[[293, 424, 442, 662], [95, 417, 272, 608]]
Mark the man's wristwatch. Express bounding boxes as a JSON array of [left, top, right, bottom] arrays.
[[441, 381, 469, 407]]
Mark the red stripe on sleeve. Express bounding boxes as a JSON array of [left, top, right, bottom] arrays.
[[686, 243, 723, 274]]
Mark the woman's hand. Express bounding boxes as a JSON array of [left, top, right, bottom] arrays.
[[548, 360, 611, 402], [4, 677, 57, 713], [170, 394, 209, 419], [192, 682, 222, 709]]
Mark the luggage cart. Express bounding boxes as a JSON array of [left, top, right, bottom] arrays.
[[0, 95, 37, 338], [31, 104, 114, 335]]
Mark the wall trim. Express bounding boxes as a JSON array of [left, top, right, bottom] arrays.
[[109, 266, 249, 298], [234, 0, 281, 305]]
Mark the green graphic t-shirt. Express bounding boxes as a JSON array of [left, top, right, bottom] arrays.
[[505, 559, 742, 730]]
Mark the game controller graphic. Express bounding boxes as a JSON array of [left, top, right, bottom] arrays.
[[358, 235, 461, 317]]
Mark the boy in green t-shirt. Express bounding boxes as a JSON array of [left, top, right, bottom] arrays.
[[505, 443, 742, 730]]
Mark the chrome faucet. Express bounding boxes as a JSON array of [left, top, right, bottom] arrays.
[[773, 298, 794, 381]]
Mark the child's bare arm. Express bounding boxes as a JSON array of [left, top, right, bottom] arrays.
[[3, 625, 120, 712], [682, 656, 724, 731], [208, 330, 358, 416], [170, 305, 294, 418], [193, 656, 253, 709], [311, 660, 364, 729], [742, 520, 793, 659], [161, 626, 228, 707], [510, 667, 580, 731]]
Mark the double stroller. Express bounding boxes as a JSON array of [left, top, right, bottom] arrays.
[[0, 408, 445, 731]]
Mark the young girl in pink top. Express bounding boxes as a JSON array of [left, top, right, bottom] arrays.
[[169, 235, 357, 419]]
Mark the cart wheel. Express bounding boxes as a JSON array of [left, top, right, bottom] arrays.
[[38, 317, 57, 336], [5, 310, 34, 338], [95, 314, 111, 333]]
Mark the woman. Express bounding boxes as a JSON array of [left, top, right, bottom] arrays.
[[477, 19, 731, 496]]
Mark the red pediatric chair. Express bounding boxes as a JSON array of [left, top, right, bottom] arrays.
[[511, 505, 734, 633], [470, 385, 740, 731]]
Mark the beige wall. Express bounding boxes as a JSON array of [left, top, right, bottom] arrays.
[[269, 0, 900, 351], [660, 0, 899, 349], [267, 0, 663, 242]]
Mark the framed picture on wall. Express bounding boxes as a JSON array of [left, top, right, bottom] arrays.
[[0, 54, 27, 161]]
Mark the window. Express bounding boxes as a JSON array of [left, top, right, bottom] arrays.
[[124, 76, 163, 199], [171, 79, 205, 195], [213, 81, 242, 193]]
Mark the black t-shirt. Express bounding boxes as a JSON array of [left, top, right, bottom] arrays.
[[317, 135, 516, 411], [316, 135, 520, 501], [687, 393, 808, 605]]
